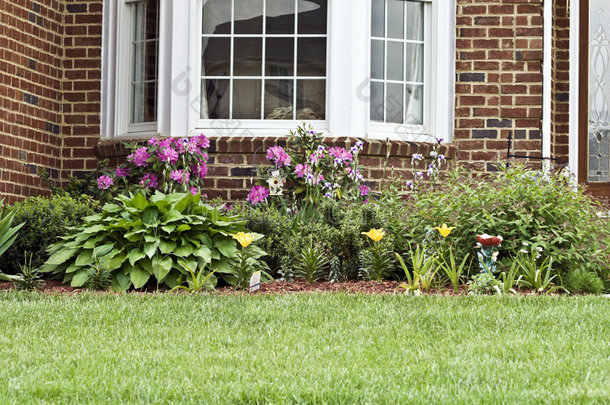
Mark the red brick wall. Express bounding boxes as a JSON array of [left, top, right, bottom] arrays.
[[0, 0, 102, 203], [551, 1, 570, 165], [454, 0, 544, 172], [0, 0, 64, 203]]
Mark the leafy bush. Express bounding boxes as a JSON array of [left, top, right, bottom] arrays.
[[395, 165, 610, 290], [3, 195, 97, 274], [564, 270, 604, 295], [0, 200, 24, 268], [40, 192, 245, 291]]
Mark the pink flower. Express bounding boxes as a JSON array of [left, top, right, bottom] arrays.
[[247, 186, 270, 205], [148, 137, 157, 145], [190, 187, 199, 195], [196, 134, 210, 148], [266, 146, 291, 167], [157, 147, 179, 164], [170, 169, 190, 184], [97, 175, 113, 190], [127, 147, 150, 167], [328, 147, 353, 166], [139, 173, 158, 189], [116, 167, 129, 177], [295, 163, 311, 178], [360, 185, 370, 196], [158, 139, 172, 148], [190, 162, 208, 178], [186, 137, 201, 155]]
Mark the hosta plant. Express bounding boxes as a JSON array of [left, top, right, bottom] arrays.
[[40, 192, 245, 291], [0, 199, 24, 260]]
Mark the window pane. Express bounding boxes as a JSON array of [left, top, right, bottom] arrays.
[[131, 0, 158, 124], [234, 37, 262, 76], [132, 82, 157, 123], [235, 0, 263, 34], [202, 0, 231, 35], [370, 81, 384, 121], [405, 84, 423, 125], [297, 38, 326, 76], [202, 37, 231, 76], [405, 43, 423, 82], [387, 41, 403, 81], [298, 0, 327, 34], [371, 0, 384, 37], [233, 79, 262, 119], [297, 80, 325, 119], [266, 0, 295, 34], [406, 1, 423, 40], [387, 0, 404, 39], [266, 37, 294, 76], [386, 82, 403, 123], [371, 40, 384, 80], [202, 79, 230, 119], [265, 79, 294, 119]]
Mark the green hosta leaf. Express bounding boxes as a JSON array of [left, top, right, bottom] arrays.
[[83, 236, 105, 249], [127, 249, 146, 266], [193, 246, 212, 264], [173, 244, 193, 257], [214, 237, 238, 258], [103, 204, 121, 213], [130, 266, 150, 289], [174, 194, 193, 213], [161, 225, 176, 234], [75, 250, 94, 266], [162, 210, 183, 224], [159, 240, 177, 254], [108, 252, 127, 270], [176, 224, 191, 232], [152, 256, 172, 282], [117, 271, 131, 290], [94, 243, 115, 257], [71, 270, 90, 287], [65, 263, 81, 274], [131, 193, 149, 210], [142, 206, 159, 225], [144, 242, 159, 259], [163, 271, 180, 288], [82, 224, 106, 234], [45, 248, 79, 266]]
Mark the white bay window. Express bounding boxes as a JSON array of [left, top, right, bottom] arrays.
[[102, 0, 455, 141]]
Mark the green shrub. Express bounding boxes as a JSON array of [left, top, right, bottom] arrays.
[[0, 200, 24, 269], [40, 192, 245, 291], [564, 270, 604, 295], [3, 195, 97, 274], [395, 165, 610, 288]]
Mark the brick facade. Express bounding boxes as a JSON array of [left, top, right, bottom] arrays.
[[0, 0, 101, 203], [0, 1, 573, 202]]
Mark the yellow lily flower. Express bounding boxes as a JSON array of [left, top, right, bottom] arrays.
[[232, 232, 254, 248], [434, 223, 455, 238], [362, 228, 385, 242]]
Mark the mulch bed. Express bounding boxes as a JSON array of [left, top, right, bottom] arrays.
[[0, 279, 473, 295]]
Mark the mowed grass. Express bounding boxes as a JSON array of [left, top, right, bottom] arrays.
[[0, 293, 608, 404]]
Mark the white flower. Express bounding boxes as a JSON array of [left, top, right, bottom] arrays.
[[491, 251, 499, 262], [430, 151, 438, 158], [519, 249, 528, 254]]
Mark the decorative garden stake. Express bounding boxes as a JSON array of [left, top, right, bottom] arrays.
[[266, 169, 286, 196], [476, 234, 503, 274]]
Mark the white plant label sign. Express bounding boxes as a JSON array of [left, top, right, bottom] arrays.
[[249, 271, 261, 293]]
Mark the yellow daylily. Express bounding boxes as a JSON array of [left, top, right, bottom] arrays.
[[434, 223, 455, 238], [232, 232, 254, 248], [362, 228, 385, 242]]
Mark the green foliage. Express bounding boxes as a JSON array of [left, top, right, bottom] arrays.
[[395, 246, 438, 293], [359, 241, 395, 282], [564, 270, 604, 295], [395, 165, 610, 284], [40, 192, 245, 291], [84, 256, 113, 291], [39, 160, 111, 202], [496, 260, 522, 295], [170, 261, 217, 293], [1, 252, 43, 291], [222, 240, 272, 290], [439, 249, 470, 292], [0, 200, 25, 264], [3, 195, 97, 274], [514, 252, 562, 294], [468, 273, 499, 295], [241, 199, 388, 280], [293, 242, 329, 283]]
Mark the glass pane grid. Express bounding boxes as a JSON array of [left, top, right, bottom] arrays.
[[201, 0, 327, 120], [370, 0, 424, 126]]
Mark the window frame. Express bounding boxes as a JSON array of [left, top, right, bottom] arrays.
[[102, 0, 455, 142]]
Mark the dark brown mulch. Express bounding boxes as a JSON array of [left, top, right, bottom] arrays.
[[0, 279, 76, 294]]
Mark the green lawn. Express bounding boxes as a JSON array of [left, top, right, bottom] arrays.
[[0, 293, 608, 404]]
